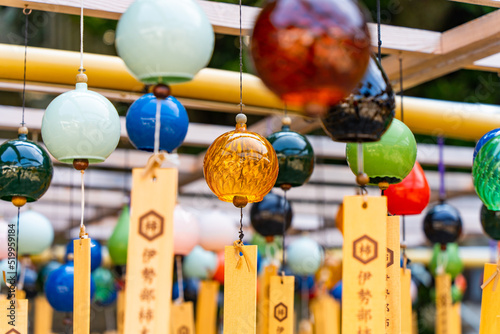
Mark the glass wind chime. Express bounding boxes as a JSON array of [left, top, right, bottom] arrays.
[[472, 125, 500, 331], [0, 8, 53, 328], [40, 0, 120, 331], [203, 1, 279, 333]]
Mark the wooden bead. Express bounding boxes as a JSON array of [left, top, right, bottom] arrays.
[[379, 181, 390, 190], [152, 84, 171, 99], [73, 159, 89, 171], [265, 235, 275, 243], [280, 184, 292, 191], [18, 126, 28, 135], [232, 195, 248, 208], [12, 196, 27, 207], [76, 73, 88, 83], [282, 116, 292, 126], [356, 172, 369, 187]]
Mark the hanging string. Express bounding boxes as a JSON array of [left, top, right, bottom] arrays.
[[79, 0, 84, 72], [399, 54, 408, 267], [301, 275, 309, 320], [14, 207, 20, 299], [438, 136, 446, 202], [238, 0, 243, 112], [176, 255, 185, 302], [376, 0, 382, 62], [80, 171, 85, 230], [238, 207, 244, 243], [281, 191, 287, 276], [21, 7, 31, 126], [154, 99, 161, 155]]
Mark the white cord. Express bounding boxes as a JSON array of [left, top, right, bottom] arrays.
[[79, 0, 84, 71], [154, 98, 161, 155], [80, 171, 85, 228]]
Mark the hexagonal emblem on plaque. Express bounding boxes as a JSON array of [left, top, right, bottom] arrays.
[[274, 302, 288, 322], [353, 235, 378, 265], [386, 248, 394, 268], [138, 210, 164, 242], [6, 329, 21, 334], [178, 326, 189, 334]]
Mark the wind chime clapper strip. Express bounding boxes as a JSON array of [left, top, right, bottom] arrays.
[[400, 268, 413, 334], [171, 301, 195, 333], [123, 168, 176, 334], [223, 243, 258, 334], [386, 216, 401, 334], [479, 263, 500, 333], [196, 280, 220, 334], [435, 273, 453, 334], [342, 195, 387, 334], [310, 293, 340, 334]]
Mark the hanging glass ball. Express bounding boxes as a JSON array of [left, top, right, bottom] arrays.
[[473, 128, 500, 160], [126, 93, 189, 153], [197, 210, 239, 252], [385, 162, 430, 216], [37, 260, 62, 292], [183, 245, 217, 280], [0, 129, 53, 207], [473, 135, 500, 210], [41, 75, 121, 167], [173, 204, 200, 256], [287, 236, 324, 276], [267, 118, 314, 190], [45, 262, 96, 312], [250, 192, 293, 238], [115, 0, 214, 84], [108, 206, 130, 266], [203, 114, 279, 208], [428, 243, 463, 279], [423, 202, 463, 244], [251, 0, 371, 117], [480, 204, 500, 240], [65, 238, 103, 272], [346, 119, 417, 186], [321, 56, 395, 142], [11, 210, 54, 255], [92, 267, 118, 307]]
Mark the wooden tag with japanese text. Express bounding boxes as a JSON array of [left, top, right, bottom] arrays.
[[74, 238, 91, 334], [479, 263, 500, 333], [172, 301, 195, 334], [400, 268, 413, 334], [310, 294, 340, 334], [257, 265, 278, 334], [268, 276, 294, 334], [196, 280, 220, 334], [223, 244, 257, 334], [342, 195, 387, 334], [0, 299, 28, 334], [386, 216, 401, 334], [124, 168, 177, 334], [34, 295, 53, 334], [435, 273, 452, 334]]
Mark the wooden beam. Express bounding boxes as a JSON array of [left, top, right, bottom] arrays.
[[449, 0, 500, 7], [384, 9, 500, 90], [0, 0, 441, 54]]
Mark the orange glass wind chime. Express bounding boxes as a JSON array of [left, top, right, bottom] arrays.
[[203, 3, 278, 334]]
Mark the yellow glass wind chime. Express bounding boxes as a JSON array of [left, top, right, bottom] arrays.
[[40, 0, 121, 332], [203, 3, 278, 334], [0, 6, 53, 333]]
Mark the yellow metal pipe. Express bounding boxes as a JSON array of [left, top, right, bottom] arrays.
[[1, 43, 499, 140]]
